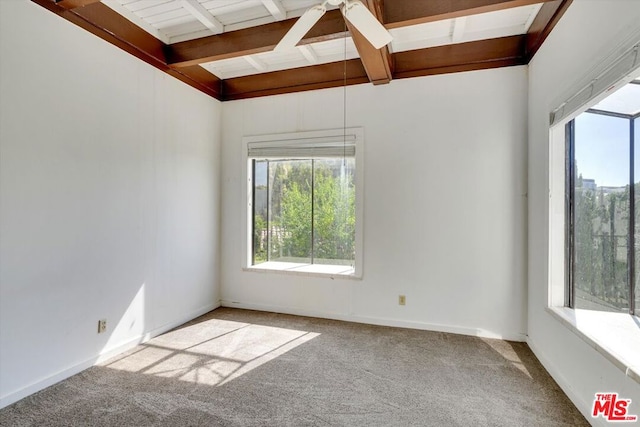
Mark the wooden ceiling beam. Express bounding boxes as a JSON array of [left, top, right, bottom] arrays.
[[167, 9, 347, 68], [52, 0, 101, 10], [384, 0, 557, 29], [31, 0, 222, 99], [525, 0, 573, 60], [346, 0, 393, 85], [36, 1, 167, 64], [31, 0, 570, 102], [167, 0, 555, 68], [222, 59, 369, 101], [222, 35, 527, 101], [393, 35, 527, 80], [169, 65, 222, 99], [62, 2, 166, 64]]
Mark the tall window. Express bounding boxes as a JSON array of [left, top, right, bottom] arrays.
[[244, 129, 362, 276], [566, 79, 640, 314]]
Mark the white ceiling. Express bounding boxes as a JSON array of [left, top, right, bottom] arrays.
[[592, 79, 640, 116], [103, 0, 545, 80], [102, 0, 325, 43]]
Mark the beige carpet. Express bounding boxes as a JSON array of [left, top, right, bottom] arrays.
[[0, 308, 588, 426]]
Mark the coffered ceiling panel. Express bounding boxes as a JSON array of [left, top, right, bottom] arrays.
[[103, 0, 327, 43], [34, 0, 573, 101]]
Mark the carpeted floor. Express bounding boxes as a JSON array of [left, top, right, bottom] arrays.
[[0, 308, 588, 426]]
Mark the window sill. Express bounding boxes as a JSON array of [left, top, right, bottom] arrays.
[[244, 261, 360, 279], [546, 306, 640, 384]]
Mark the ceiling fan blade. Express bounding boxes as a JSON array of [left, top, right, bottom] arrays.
[[342, 0, 392, 49], [274, 5, 326, 51]]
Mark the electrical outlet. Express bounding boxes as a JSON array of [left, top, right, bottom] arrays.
[[399, 295, 406, 306], [98, 319, 107, 334]]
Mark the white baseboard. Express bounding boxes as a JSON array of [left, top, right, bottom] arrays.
[[0, 302, 220, 410], [527, 337, 601, 427], [220, 300, 527, 342], [0, 353, 99, 411], [95, 301, 220, 364]]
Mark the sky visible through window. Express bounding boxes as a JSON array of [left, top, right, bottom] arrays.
[[571, 77, 640, 313], [575, 113, 629, 187], [574, 77, 640, 188], [255, 161, 267, 186]]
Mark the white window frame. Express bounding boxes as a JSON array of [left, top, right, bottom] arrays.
[[547, 44, 640, 384], [548, 42, 640, 310], [548, 111, 640, 382], [241, 128, 364, 279]]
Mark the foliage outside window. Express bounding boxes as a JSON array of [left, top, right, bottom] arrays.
[[244, 129, 362, 276], [567, 99, 639, 314], [252, 158, 355, 268]]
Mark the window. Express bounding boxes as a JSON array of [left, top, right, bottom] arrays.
[[566, 79, 640, 314], [547, 44, 640, 385], [243, 129, 363, 277]]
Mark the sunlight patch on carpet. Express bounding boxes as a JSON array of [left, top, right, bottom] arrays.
[[480, 338, 532, 379], [102, 319, 320, 386]]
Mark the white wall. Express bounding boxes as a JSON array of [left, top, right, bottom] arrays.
[[0, 1, 221, 407], [527, 0, 640, 423], [221, 66, 528, 341]]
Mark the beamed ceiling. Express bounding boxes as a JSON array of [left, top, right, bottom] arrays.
[[34, 0, 573, 101]]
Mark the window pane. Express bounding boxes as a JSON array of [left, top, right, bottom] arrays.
[[269, 160, 312, 263], [573, 113, 630, 312], [251, 156, 357, 269], [253, 160, 268, 265], [312, 159, 356, 266], [635, 117, 640, 313]]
